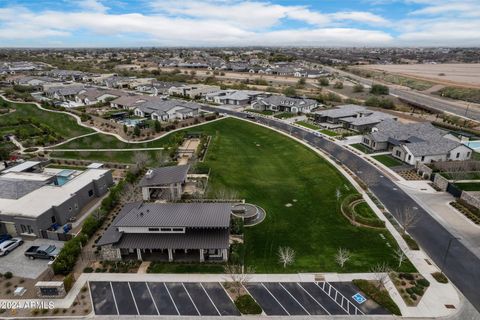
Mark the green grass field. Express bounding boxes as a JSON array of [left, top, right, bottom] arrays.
[[351, 143, 373, 154], [274, 112, 296, 119], [454, 182, 480, 191], [372, 154, 404, 167], [320, 129, 339, 137], [52, 117, 414, 273], [0, 97, 93, 140], [295, 121, 321, 130]]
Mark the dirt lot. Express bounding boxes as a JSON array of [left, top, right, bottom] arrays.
[[360, 64, 480, 89]]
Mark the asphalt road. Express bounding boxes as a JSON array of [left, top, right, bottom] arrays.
[[324, 67, 480, 121], [203, 106, 480, 313]]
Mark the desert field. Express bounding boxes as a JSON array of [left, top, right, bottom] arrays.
[[360, 63, 480, 88]]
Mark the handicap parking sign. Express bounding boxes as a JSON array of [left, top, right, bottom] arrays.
[[352, 293, 367, 304]]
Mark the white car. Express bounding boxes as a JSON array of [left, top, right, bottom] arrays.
[[0, 238, 24, 256]]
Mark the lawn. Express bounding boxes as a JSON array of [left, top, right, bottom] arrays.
[[197, 118, 413, 273], [274, 112, 296, 119], [52, 117, 414, 273], [50, 149, 164, 166], [453, 182, 480, 191], [372, 154, 404, 167], [320, 129, 339, 137], [295, 121, 321, 130], [350, 143, 373, 154], [0, 97, 93, 141], [247, 109, 274, 116]]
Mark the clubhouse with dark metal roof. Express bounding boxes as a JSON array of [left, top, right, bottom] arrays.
[[97, 202, 232, 262]]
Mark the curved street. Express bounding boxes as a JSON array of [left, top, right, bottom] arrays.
[[201, 105, 480, 314]]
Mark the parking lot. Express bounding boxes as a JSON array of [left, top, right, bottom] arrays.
[[90, 281, 241, 316], [90, 281, 388, 316], [0, 238, 64, 279]]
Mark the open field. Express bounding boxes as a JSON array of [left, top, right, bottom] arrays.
[[360, 64, 480, 89], [0, 97, 93, 143], [53, 118, 414, 273]]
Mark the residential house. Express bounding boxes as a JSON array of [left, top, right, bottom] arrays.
[[252, 95, 318, 113], [44, 84, 85, 101], [75, 88, 125, 105], [362, 119, 473, 165], [47, 69, 85, 82], [139, 165, 189, 201], [133, 99, 200, 121], [168, 84, 221, 99], [205, 90, 269, 106], [135, 81, 179, 96], [313, 104, 396, 132], [97, 202, 231, 262]]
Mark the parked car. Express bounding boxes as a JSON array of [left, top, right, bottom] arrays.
[[0, 238, 24, 256], [0, 234, 12, 244], [24, 245, 60, 260]]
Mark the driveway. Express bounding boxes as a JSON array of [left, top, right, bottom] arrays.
[[0, 239, 64, 279]]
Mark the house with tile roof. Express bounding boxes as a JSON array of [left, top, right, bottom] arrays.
[[362, 119, 473, 165]]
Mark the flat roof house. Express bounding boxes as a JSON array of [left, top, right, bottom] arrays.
[[168, 84, 221, 99], [0, 163, 114, 239], [313, 104, 396, 132], [139, 165, 189, 201], [205, 90, 269, 106], [97, 202, 232, 262], [252, 95, 318, 114], [362, 119, 473, 165]]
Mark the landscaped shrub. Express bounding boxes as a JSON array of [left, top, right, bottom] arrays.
[[83, 267, 93, 273], [234, 295, 262, 315], [4, 272, 13, 279], [432, 272, 448, 284], [402, 234, 420, 250], [353, 279, 401, 315], [63, 273, 75, 293]]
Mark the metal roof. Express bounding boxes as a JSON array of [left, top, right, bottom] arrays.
[[114, 202, 232, 228], [138, 165, 189, 187], [113, 229, 229, 250], [3, 161, 41, 173]]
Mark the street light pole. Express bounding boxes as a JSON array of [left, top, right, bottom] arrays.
[[440, 237, 459, 276]]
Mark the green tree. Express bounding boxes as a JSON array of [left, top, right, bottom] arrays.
[[296, 78, 306, 88], [370, 84, 389, 95], [318, 77, 329, 86], [333, 81, 344, 89], [133, 125, 141, 136], [123, 124, 128, 134], [283, 86, 297, 97], [154, 120, 162, 133]]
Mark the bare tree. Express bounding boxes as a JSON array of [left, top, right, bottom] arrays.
[[335, 248, 351, 268], [155, 150, 169, 165], [214, 188, 239, 201], [121, 183, 139, 203], [396, 207, 418, 235], [223, 264, 254, 297], [370, 262, 391, 289], [134, 152, 150, 169], [278, 246, 295, 268], [393, 248, 407, 268]]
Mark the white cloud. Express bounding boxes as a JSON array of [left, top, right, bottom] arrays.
[[78, 0, 108, 13]]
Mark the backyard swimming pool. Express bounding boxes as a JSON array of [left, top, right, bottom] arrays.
[[465, 141, 480, 150], [119, 118, 146, 127]]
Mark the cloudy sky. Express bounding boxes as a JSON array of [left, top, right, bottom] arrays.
[[0, 0, 479, 47]]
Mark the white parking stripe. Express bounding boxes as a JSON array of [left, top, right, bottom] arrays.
[[163, 283, 180, 315], [278, 283, 310, 315], [297, 283, 330, 315], [145, 282, 160, 315], [109, 282, 119, 315], [260, 283, 290, 315], [200, 283, 221, 316], [316, 282, 364, 315], [182, 283, 200, 315], [127, 282, 140, 315]]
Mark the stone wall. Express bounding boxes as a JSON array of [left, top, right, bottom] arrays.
[[416, 163, 433, 179], [461, 191, 480, 209], [35, 281, 66, 298], [101, 245, 122, 261], [433, 174, 449, 191]]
